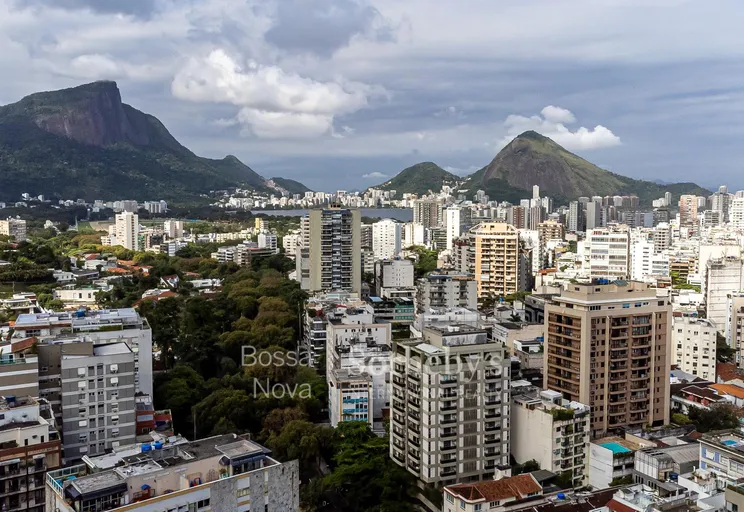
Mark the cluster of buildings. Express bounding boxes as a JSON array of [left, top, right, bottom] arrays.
[[283, 180, 744, 511]]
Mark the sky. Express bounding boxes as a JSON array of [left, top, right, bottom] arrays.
[[1, 0, 743, 192]]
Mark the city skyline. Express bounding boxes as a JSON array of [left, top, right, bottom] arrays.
[[1, 0, 742, 191]]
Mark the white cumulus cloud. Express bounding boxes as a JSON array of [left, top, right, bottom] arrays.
[[171, 49, 380, 139], [500, 105, 621, 151], [362, 171, 388, 179]]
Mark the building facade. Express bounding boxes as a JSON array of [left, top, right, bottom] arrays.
[[114, 212, 139, 251], [415, 272, 478, 314], [372, 219, 402, 260], [585, 226, 630, 280], [672, 316, 716, 380], [511, 387, 590, 487], [460, 222, 520, 299], [544, 281, 671, 438], [391, 325, 510, 485], [0, 218, 27, 241], [307, 207, 362, 294]]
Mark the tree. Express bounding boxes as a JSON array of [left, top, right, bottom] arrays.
[[688, 403, 741, 432], [717, 333, 736, 363], [153, 365, 207, 438]]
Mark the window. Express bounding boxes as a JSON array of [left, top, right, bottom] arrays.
[[475, 505, 482, 511], [447, 494, 455, 504], [196, 499, 210, 509], [460, 498, 466, 509]]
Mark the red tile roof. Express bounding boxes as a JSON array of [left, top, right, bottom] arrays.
[[446, 474, 542, 503], [717, 362, 744, 383], [711, 383, 744, 400]]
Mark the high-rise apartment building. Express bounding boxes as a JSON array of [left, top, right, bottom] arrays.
[[537, 221, 565, 269], [568, 201, 585, 232], [114, 211, 139, 251], [586, 201, 603, 230], [652, 223, 671, 253], [46, 435, 299, 512], [257, 233, 278, 251], [415, 272, 478, 313], [163, 219, 184, 239], [413, 199, 443, 229], [0, 218, 27, 241], [0, 396, 61, 512], [544, 281, 671, 438], [731, 198, 744, 230], [585, 226, 630, 280], [678, 195, 698, 228], [706, 257, 744, 332], [306, 207, 362, 293], [12, 309, 153, 396], [511, 387, 590, 487], [507, 206, 526, 229], [391, 325, 510, 485], [372, 219, 402, 260], [710, 185, 733, 221], [672, 316, 716, 380], [460, 222, 520, 298], [727, 293, 744, 365], [445, 207, 462, 251]]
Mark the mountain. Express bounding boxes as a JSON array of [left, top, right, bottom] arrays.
[[372, 162, 460, 197], [461, 131, 710, 204], [269, 177, 312, 195], [0, 81, 308, 202]]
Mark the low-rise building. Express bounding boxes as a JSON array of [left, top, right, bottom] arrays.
[[46, 435, 299, 512], [698, 430, 744, 485], [511, 387, 590, 487], [589, 436, 651, 489], [443, 474, 542, 512], [632, 443, 699, 497], [328, 369, 373, 428]]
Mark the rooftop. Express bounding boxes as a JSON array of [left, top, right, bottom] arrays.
[[445, 474, 542, 503], [14, 308, 146, 330], [593, 436, 644, 454]]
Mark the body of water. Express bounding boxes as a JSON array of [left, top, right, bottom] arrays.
[[252, 208, 413, 222]]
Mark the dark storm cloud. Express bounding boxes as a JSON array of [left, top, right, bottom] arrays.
[[264, 0, 395, 57], [15, 0, 157, 19]]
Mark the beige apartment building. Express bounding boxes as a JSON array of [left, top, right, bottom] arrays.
[[459, 222, 520, 298], [544, 281, 671, 438], [678, 195, 698, 229], [391, 325, 510, 485]]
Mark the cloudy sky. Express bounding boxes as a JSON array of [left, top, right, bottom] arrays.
[[2, 0, 743, 191]]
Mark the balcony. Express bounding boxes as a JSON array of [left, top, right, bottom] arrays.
[[441, 430, 457, 439], [441, 442, 457, 451], [440, 467, 456, 477]]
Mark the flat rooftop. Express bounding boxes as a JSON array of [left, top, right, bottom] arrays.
[[593, 436, 644, 453], [14, 308, 144, 329]]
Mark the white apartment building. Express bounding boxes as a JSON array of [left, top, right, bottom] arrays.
[[445, 207, 462, 251], [391, 325, 510, 485], [653, 223, 671, 253], [631, 240, 670, 283], [0, 217, 27, 241], [511, 387, 590, 487], [328, 369, 373, 428], [282, 233, 301, 257], [257, 233, 278, 251], [403, 222, 425, 248], [705, 257, 744, 333], [114, 212, 139, 251], [731, 198, 744, 230], [163, 219, 184, 239], [673, 316, 716, 380], [46, 436, 299, 512], [585, 226, 630, 280], [727, 293, 744, 363], [372, 219, 402, 260], [374, 258, 415, 297], [12, 309, 153, 397], [325, 305, 391, 423], [415, 272, 478, 314]]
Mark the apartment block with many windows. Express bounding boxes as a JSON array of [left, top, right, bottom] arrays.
[[0, 396, 61, 512], [544, 281, 671, 438], [46, 435, 299, 512], [457, 222, 520, 299], [511, 386, 590, 487], [391, 324, 510, 485]]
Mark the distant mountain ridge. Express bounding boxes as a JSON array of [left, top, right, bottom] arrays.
[[372, 162, 461, 196], [375, 131, 709, 204], [0, 81, 309, 202], [461, 131, 710, 204]]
